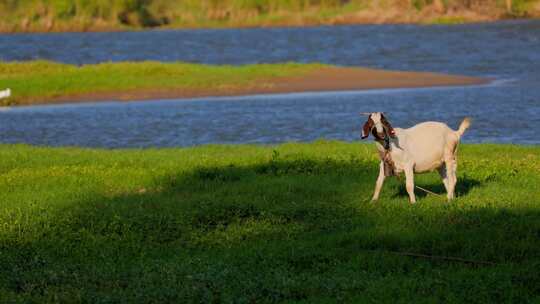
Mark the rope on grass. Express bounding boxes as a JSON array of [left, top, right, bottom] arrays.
[[415, 185, 443, 197], [395, 174, 443, 198], [386, 251, 498, 266]]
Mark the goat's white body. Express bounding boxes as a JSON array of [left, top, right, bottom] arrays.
[[380, 122, 459, 173], [371, 119, 469, 203]]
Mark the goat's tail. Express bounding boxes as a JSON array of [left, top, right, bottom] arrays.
[[455, 117, 471, 139]]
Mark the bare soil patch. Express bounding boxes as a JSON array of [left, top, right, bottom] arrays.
[[50, 67, 488, 105]]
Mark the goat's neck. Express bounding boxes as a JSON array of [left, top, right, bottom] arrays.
[[375, 136, 391, 151]]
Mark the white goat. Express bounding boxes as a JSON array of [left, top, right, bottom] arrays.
[[361, 112, 470, 203]]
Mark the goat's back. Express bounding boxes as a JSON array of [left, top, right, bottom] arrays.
[[398, 121, 457, 172]]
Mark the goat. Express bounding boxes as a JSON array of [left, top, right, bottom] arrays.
[[361, 112, 470, 203]]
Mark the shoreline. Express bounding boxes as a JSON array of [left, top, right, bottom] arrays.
[[0, 17, 535, 35], [1, 13, 538, 34], [48, 67, 489, 106]]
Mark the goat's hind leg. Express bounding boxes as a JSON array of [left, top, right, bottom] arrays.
[[443, 141, 459, 201], [438, 166, 450, 196], [371, 161, 386, 202], [444, 158, 457, 200], [450, 159, 458, 199]]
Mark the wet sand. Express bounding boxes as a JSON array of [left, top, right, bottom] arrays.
[[52, 66, 489, 104]]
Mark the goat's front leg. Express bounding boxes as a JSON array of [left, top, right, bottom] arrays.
[[371, 161, 386, 202], [404, 166, 416, 204]]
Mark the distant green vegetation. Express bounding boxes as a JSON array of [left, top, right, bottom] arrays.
[[1, 0, 539, 32], [0, 60, 323, 105], [0, 141, 539, 302]]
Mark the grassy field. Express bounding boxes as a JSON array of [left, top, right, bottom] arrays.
[[0, 61, 323, 106], [0, 141, 539, 302], [1, 0, 540, 32]]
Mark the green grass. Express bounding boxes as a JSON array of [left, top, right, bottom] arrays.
[[0, 61, 324, 105], [0, 141, 539, 302]]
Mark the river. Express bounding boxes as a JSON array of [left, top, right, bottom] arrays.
[[0, 20, 539, 147]]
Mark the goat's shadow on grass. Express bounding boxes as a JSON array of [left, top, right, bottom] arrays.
[[155, 157, 377, 229], [3, 157, 539, 302], [391, 174, 483, 199]]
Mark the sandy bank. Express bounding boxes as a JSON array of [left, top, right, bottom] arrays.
[[52, 67, 489, 104]]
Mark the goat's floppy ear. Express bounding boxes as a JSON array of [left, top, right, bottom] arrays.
[[361, 116, 373, 139], [380, 113, 396, 137]]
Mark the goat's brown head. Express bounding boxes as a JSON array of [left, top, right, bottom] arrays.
[[361, 112, 396, 140]]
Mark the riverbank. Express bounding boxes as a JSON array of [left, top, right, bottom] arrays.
[[0, 61, 488, 106], [0, 141, 539, 302], [1, 0, 540, 33]]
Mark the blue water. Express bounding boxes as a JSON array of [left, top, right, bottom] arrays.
[[0, 20, 539, 147]]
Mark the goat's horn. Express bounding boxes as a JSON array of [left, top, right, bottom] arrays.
[[359, 112, 372, 116]]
